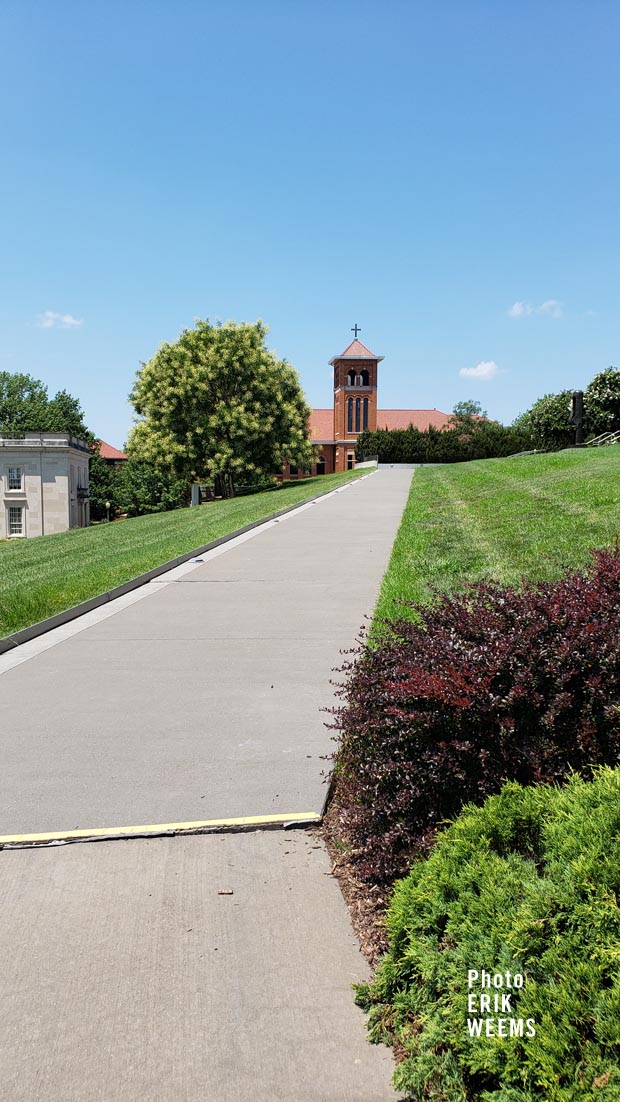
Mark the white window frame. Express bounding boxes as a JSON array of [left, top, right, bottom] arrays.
[[7, 504, 25, 537], [7, 466, 23, 491]]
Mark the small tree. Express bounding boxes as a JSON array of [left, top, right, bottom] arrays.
[[585, 366, 620, 436], [451, 399, 487, 420], [128, 319, 314, 497], [88, 450, 121, 521], [515, 390, 574, 450], [116, 459, 190, 516]]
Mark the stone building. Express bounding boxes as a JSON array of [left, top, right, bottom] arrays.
[[0, 433, 90, 538], [285, 335, 451, 477]]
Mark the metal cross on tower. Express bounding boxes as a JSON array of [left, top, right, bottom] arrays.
[[351, 324, 361, 339]]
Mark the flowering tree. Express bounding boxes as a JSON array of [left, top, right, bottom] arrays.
[[128, 319, 314, 496], [585, 367, 620, 436], [512, 391, 573, 450]]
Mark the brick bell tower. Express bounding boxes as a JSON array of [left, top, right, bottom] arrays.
[[329, 327, 383, 472]]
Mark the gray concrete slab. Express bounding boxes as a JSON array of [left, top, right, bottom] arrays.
[[0, 470, 412, 834], [0, 831, 400, 1102]]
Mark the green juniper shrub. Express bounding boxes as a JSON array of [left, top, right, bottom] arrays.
[[357, 769, 620, 1102], [332, 548, 620, 884]]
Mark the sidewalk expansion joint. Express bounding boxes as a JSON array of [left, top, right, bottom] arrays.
[[0, 812, 322, 850]]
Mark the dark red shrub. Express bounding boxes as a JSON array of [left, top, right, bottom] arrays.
[[331, 548, 620, 883]]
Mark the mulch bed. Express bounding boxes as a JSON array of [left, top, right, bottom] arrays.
[[321, 790, 391, 968]]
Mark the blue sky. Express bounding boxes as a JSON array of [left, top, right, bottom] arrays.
[[1, 1, 618, 447]]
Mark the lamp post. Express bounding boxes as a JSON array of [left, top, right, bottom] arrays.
[[105, 499, 110, 523]]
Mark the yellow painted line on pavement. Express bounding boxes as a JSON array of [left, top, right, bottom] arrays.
[[0, 812, 321, 846]]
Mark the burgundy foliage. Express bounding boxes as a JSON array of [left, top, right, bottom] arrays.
[[331, 548, 620, 883]]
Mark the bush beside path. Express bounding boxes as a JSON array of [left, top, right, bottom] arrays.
[[327, 448, 620, 1100]]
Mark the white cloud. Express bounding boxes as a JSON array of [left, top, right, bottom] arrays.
[[508, 301, 534, 318], [37, 310, 83, 329], [507, 299, 563, 319], [537, 299, 563, 318], [459, 360, 500, 381]]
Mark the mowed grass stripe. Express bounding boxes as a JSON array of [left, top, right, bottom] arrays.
[[375, 449, 620, 622], [1, 469, 367, 637]]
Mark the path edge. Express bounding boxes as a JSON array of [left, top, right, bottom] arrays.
[[1, 473, 375, 655]]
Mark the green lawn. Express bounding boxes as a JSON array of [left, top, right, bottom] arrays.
[[375, 448, 620, 623], [1, 469, 367, 638]]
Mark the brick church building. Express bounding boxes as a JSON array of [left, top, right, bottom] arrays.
[[286, 332, 451, 477]]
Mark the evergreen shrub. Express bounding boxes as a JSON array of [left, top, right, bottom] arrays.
[[356, 421, 531, 465], [357, 769, 620, 1101], [333, 548, 620, 883]]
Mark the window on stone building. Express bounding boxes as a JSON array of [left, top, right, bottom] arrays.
[[363, 398, 369, 430], [8, 505, 24, 536], [347, 370, 356, 386], [347, 398, 353, 433], [316, 457, 326, 474], [347, 453, 354, 470], [289, 465, 298, 477], [360, 370, 369, 387], [355, 397, 361, 432], [8, 466, 22, 490]]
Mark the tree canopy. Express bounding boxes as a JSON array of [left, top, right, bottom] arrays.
[[512, 391, 574, 450], [585, 367, 620, 436], [512, 370, 620, 450], [0, 371, 91, 439], [451, 399, 488, 420], [128, 319, 314, 495]]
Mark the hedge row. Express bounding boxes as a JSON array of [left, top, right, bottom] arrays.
[[332, 547, 620, 883], [356, 420, 531, 465]]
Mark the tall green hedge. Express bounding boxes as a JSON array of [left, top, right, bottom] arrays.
[[356, 420, 531, 464]]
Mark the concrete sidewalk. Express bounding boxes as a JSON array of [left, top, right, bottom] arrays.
[[0, 470, 412, 835], [0, 470, 412, 1100], [0, 831, 400, 1102]]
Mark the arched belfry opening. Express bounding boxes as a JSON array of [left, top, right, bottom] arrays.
[[329, 328, 383, 471]]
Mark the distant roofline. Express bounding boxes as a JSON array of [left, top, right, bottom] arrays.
[[329, 337, 384, 365], [0, 432, 91, 454], [98, 439, 129, 460], [329, 352, 384, 364]]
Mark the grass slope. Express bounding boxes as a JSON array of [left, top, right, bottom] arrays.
[[375, 449, 620, 623], [1, 469, 366, 638]]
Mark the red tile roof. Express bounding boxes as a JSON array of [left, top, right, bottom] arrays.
[[329, 339, 383, 364], [98, 439, 129, 461], [309, 410, 334, 441], [376, 409, 452, 431], [309, 407, 451, 441]]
